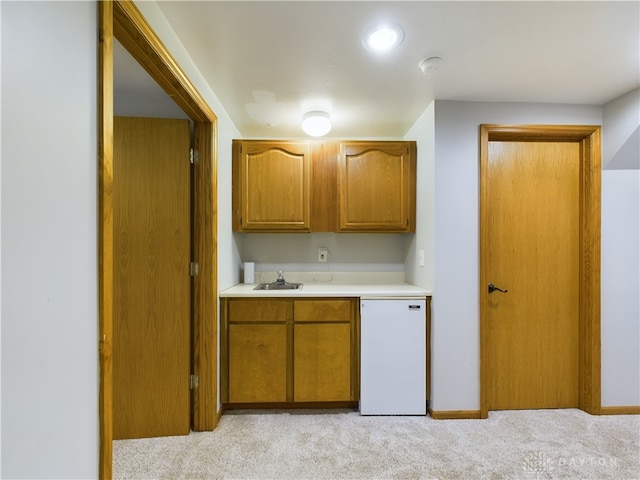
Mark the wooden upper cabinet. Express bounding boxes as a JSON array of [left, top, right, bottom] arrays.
[[233, 140, 311, 232], [338, 141, 416, 232], [232, 139, 416, 233]]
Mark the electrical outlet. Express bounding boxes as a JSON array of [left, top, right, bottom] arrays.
[[318, 247, 328, 263], [418, 249, 425, 267]]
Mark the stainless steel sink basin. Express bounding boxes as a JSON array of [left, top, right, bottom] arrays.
[[253, 282, 303, 290]]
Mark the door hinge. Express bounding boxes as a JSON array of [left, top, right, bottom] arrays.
[[190, 261, 199, 276], [190, 148, 199, 165], [190, 374, 199, 390]]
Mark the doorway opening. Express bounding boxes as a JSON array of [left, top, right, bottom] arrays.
[[99, 1, 218, 478], [479, 124, 601, 418]]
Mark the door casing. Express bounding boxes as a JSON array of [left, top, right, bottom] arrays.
[[99, 1, 219, 478], [479, 124, 601, 419]]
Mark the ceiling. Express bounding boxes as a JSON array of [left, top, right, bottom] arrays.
[[115, 1, 640, 138]]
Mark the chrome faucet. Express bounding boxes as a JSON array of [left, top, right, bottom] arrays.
[[275, 270, 286, 285]]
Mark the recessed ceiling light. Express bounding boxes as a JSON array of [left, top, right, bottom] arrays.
[[302, 111, 332, 137], [363, 23, 405, 53]]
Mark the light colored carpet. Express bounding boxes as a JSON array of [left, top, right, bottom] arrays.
[[113, 409, 639, 479]]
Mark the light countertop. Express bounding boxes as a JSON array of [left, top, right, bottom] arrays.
[[219, 272, 431, 298]]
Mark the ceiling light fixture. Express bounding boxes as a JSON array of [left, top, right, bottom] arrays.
[[363, 23, 405, 53], [302, 111, 332, 137], [419, 56, 443, 75]]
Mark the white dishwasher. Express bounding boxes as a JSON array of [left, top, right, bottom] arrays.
[[360, 298, 426, 415]]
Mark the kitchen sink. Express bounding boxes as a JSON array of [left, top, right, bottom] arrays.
[[253, 282, 303, 290]]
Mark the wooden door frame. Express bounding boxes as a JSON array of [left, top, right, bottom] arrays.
[[99, 1, 218, 478], [479, 124, 601, 419]]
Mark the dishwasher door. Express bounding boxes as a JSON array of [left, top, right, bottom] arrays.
[[360, 298, 426, 415]]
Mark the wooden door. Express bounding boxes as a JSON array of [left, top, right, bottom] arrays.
[[483, 138, 581, 410], [113, 116, 191, 439]]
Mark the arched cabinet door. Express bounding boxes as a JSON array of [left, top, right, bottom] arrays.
[[338, 141, 416, 232], [233, 140, 312, 232]]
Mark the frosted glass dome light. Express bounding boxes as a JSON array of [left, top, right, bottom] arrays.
[[302, 111, 332, 137]]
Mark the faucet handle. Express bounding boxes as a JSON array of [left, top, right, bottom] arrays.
[[277, 270, 284, 279]]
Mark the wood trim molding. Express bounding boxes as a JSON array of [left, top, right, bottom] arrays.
[[577, 129, 602, 415], [479, 125, 490, 419], [98, 3, 114, 479], [192, 122, 218, 430], [224, 402, 360, 410], [429, 408, 482, 420], [99, 1, 218, 478], [426, 297, 432, 403], [479, 124, 601, 418], [112, 1, 216, 123], [480, 124, 601, 142], [600, 406, 640, 415]]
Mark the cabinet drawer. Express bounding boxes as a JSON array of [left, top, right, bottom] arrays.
[[294, 299, 353, 322], [228, 299, 288, 322]]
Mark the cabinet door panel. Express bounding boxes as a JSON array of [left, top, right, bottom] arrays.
[[228, 324, 287, 403], [234, 141, 311, 231], [294, 323, 352, 401], [338, 142, 416, 232]]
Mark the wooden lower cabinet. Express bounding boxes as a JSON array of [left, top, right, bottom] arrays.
[[221, 297, 358, 406]]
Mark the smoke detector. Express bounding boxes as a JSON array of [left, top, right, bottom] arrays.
[[419, 57, 443, 75]]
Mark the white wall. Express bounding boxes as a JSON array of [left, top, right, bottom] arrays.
[[0, 3, 3, 473], [1, 2, 98, 478], [603, 88, 639, 169], [237, 233, 410, 278], [114, 40, 189, 120], [601, 89, 640, 407], [404, 101, 435, 291], [431, 100, 602, 411], [601, 171, 640, 407]]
